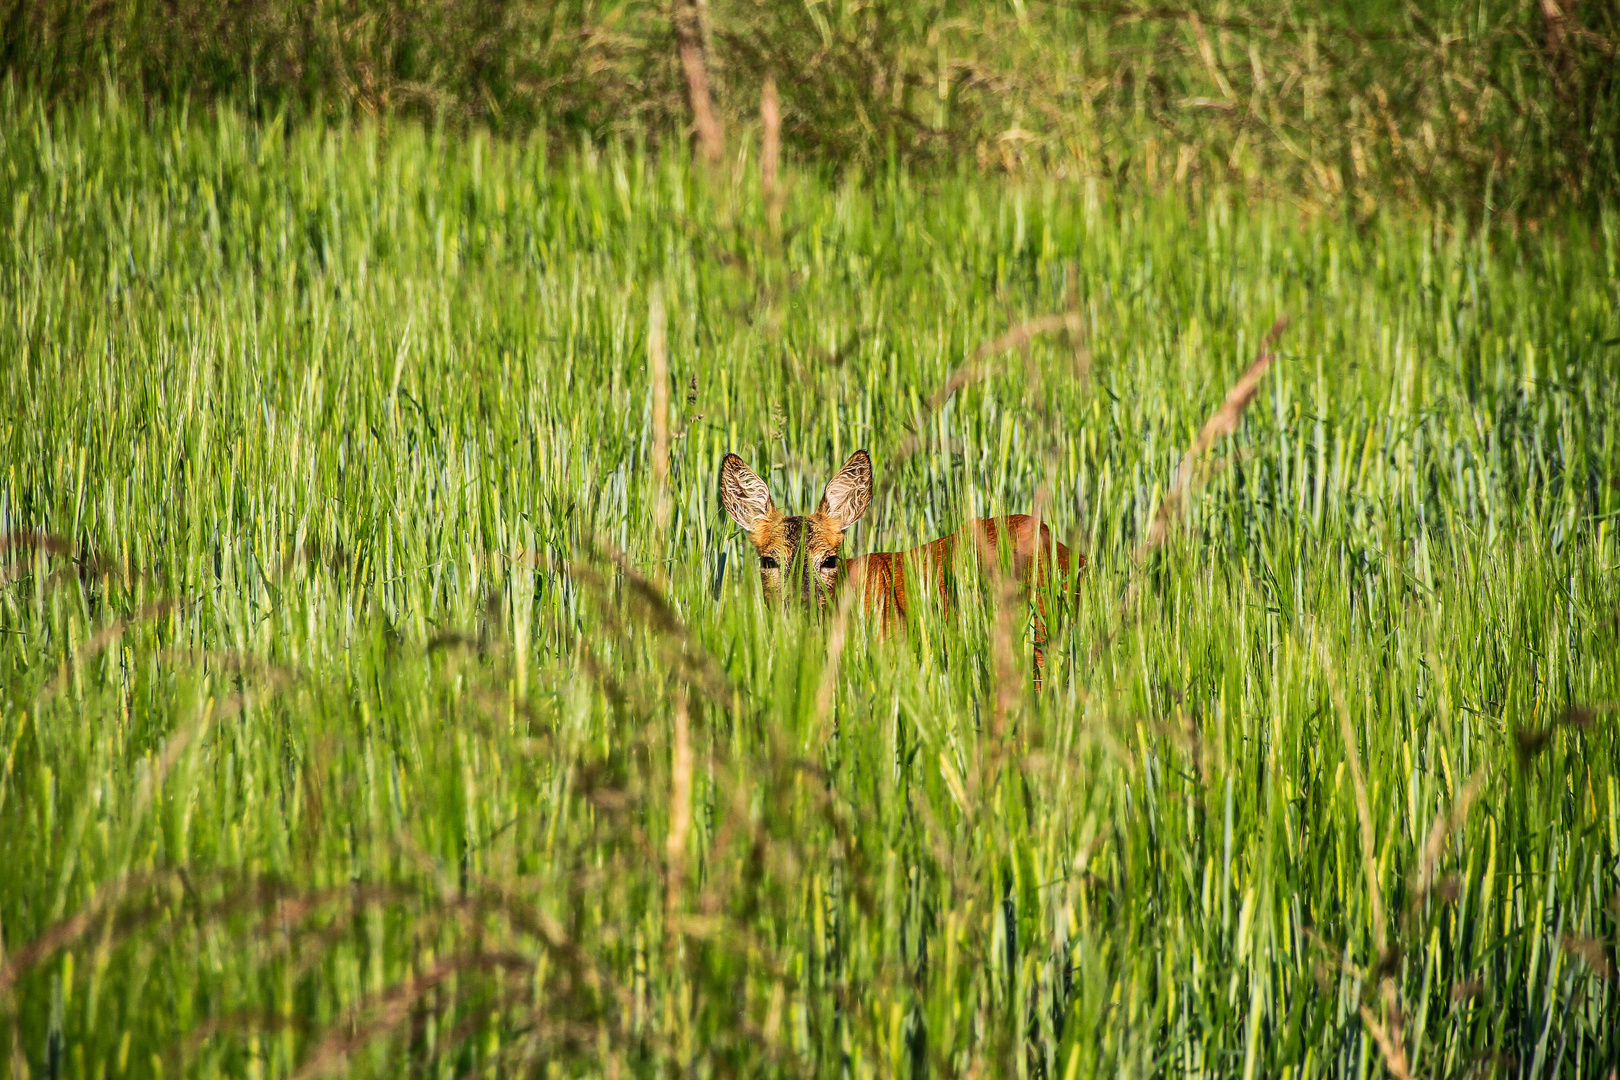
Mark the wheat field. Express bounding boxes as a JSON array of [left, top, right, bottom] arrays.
[[1, 92, 1617, 1078]]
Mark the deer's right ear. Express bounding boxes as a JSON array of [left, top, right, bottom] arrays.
[[719, 453, 776, 535]]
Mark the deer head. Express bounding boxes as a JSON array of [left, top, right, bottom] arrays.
[[719, 449, 873, 607]]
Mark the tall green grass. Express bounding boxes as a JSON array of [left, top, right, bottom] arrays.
[[1, 90, 1617, 1078]]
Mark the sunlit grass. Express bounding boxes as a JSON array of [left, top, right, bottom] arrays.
[[1, 91, 1617, 1078]]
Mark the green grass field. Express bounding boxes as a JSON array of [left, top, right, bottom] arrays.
[[2, 90, 1618, 1078]]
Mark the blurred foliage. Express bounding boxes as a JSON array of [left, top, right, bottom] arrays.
[[1, 1, 1616, 206]]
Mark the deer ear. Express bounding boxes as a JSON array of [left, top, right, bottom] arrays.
[[719, 453, 775, 534], [818, 449, 873, 529]]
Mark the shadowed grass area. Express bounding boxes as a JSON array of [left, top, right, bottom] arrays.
[[0, 92, 1617, 1078], [5, 0, 1620, 210]]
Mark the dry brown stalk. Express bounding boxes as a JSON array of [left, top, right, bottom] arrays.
[[0, 875, 402, 997], [292, 952, 534, 1080], [974, 528, 1027, 738], [812, 581, 858, 725], [1541, 0, 1579, 66], [1039, 1, 1403, 42], [1320, 642, 1387, 954], [122, 660, 301, 841], [37, 597, 180, 704], [569, 538, 737, 705], [1358, 1002, 1414, 1080], [1094, 317, 1287, 658], [815, 306, 1084, 726], [649, 285, 671, 542], [1321, 641, 1415, 1080], [1414, 771, 1486, 899], [1558, 933, 1616, 979], [761, 74, 782, 229], [673, 0, 724, 166], [1137, 315, 1288, 558], [888, 311, 1083, 473], [0, 530, 73, 557], [664, 692, 694, 938], [1, 529, 83, 586]]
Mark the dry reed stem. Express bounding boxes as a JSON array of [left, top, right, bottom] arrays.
[[37, 597, 180, 704], [1098, 316, 1289, 654], [649, 284, 671, 544], [123, 663, 299, 851], [292, 952, 534, 1080], [665, 692, 694, 941], [974, 528, 1026, 739], [816, 306, 1084, 726], [1321, 641, 1413, 1080], [568, 538, 737, 705], [1030, 479, 1050, 693], [392, 833, 631, 1013], [1358, 1002, 1414, 1080], [887, 312, 1082, 472], [1320, 642, 1387, 953], [1027, 271, 1089, 693], [1, 876, 404, 997], [1137, 315, 1289, 558], [0, 530, 73, 558], [1414, 771, 1486, 899], [673, 0, 724, 166], [1558, 934, 1617, 979], [1, 530, 81, 586], [2, 658, 302, 1065], [812, 580, 858, 726], [761, 74, 782, 230]]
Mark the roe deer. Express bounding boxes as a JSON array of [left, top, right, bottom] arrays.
[[718, 449, 1084, 685]]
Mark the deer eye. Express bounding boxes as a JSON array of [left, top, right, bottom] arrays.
[[820, 556, 838, 570], [759, 556, 779, 570]]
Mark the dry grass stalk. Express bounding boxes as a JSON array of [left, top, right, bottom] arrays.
[[1321, 642, 1414, 1080], [665, 692, 694, 940], [292, 951, 533, 1080], [1320, 643, 1387, 953], [888, 311, 1082, 473], [814, 307, 1083, 724], [761, 74, 782, 230], [1137, 316, 1288, 558], [812, 581, 858, 725], [1558, 933, 1616, 979], [1099, 316, 1286, 655], [38, 598, 179, 704], [649, 284, 671, 542], [1414, 771, 1486, 899], [1358, 1001, 1414, 1080], [673, 0, 724, 166], [1514, 702, 1611, 764], [2, 529, 82, 586], [1021, 274, 1087, 692], [1541, 0, 1579, 65], [0, 530, 73, 558], [568, 537, 737, 705], [974, 529, 1026, 736]]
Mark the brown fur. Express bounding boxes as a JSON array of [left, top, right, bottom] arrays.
[[842, 516, 1079, 623], [842, 516, 1084, 684]]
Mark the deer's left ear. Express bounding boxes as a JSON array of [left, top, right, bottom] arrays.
[[818, 449, 873, 529]]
